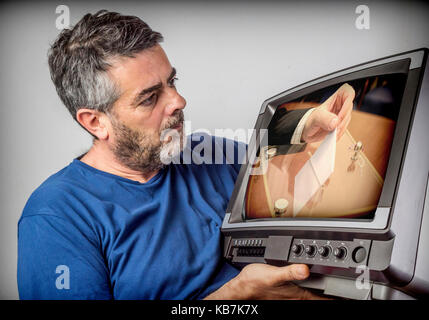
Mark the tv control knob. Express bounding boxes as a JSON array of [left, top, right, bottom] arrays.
[[352, 246, 367, 263], [305, 245, 317, 257], [291, 244, 304, 256], [333, 247, 347, 260], [318, 245, 331, 258]]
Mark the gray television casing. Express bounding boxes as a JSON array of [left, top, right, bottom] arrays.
[[221, 48, 429, 300]]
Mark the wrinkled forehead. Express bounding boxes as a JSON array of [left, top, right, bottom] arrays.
[[107, 45, 172, 96]]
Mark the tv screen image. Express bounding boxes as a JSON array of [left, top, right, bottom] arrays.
[[245, 73, 407, 220]]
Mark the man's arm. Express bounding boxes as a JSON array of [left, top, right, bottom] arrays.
[[204, 263, 325, 300], [18, 213, 112, 299]]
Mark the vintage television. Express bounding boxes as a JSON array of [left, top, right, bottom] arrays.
[[221, 48, 429, 299]]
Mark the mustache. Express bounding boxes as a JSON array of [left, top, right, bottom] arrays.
[[162, 110, 184, 131]]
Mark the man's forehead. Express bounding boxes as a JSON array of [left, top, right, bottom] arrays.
[[108, 45, 172, 91]]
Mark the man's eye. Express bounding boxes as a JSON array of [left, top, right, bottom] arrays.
[[140, 94, 157, 106], [169, 77, 179, 87]]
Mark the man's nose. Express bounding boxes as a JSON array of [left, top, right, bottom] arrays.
[[165, 89, 186, 116]]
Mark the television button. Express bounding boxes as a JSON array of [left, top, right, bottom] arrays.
[[291, 244, 304, 256], [318, 246, 331, 258], [305, 245, 317, 257], [333, 247, 347, 260], [352, 247, 367, 263]]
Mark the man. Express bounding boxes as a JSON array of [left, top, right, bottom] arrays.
[[17, 10, 354, 299]]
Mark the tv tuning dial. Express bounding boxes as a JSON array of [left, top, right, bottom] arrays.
[[305, 245, 317, 257], [291, 244, 304, 256], [318, 245, 331, 258], [333, 247, 347, 260]]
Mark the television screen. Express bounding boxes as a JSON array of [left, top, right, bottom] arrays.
[[245, 73, 408, 220]]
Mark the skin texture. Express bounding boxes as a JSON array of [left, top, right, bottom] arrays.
[[74, 45, 351, 299]]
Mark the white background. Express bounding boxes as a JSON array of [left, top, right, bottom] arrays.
[[0, 0, 428, 299]]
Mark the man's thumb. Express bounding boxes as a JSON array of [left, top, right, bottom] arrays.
[[315, 109, 339, 131], [282, 264, 310, 281]]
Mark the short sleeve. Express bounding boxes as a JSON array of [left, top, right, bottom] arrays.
[[17, 213, 112, 300]]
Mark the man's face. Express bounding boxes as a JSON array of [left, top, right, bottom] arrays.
[[106, 45, 186, 173]]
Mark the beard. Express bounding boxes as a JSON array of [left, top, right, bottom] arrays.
[[109, 110, 185, 174]]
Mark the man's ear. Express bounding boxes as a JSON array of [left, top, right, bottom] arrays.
[[76, 108, 110, 140]]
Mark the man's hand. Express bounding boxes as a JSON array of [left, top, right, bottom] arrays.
[[204, 263, 327, 300], [302, 83, 355, 143]]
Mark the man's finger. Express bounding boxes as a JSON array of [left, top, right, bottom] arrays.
[[337, 84, 355, 118], [337, 96, 354, 120], [270, 264, 310, 285], [314, 109, 339, 132], [336, 112, 352, 140]]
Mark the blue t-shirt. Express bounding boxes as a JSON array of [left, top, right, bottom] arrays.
[[17, 134, 245, 299]]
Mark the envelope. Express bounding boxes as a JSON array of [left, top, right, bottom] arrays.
[[293, 129, 337, 216]]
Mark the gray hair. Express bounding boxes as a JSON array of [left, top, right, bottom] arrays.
[[48, 10, 163, 134]]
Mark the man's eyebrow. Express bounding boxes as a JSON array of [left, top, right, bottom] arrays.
[[132, 68, 177, 106], [167, 67, 177, 82]]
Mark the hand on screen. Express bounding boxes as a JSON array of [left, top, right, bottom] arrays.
[[302, 83, 355, 143], [204, 263, 329, 300]]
